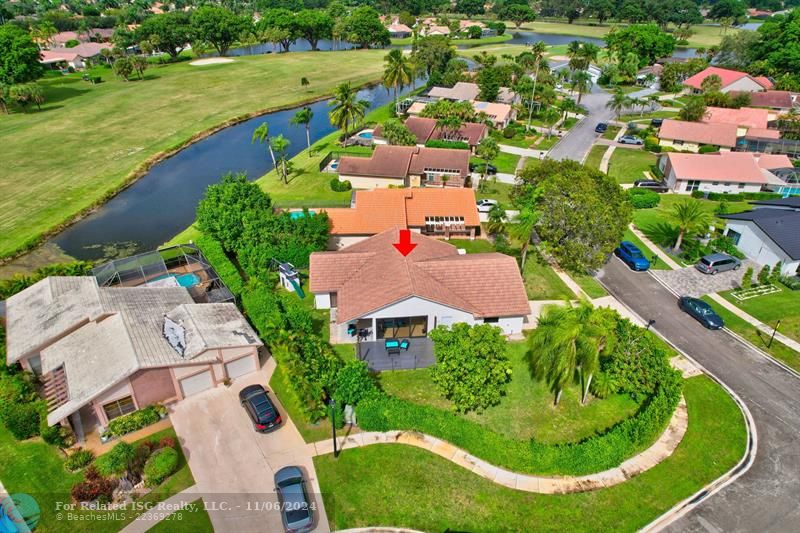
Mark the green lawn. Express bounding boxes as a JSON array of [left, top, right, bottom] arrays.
[[0, 49, 387, 260], [607, 149, 657, 184], [148, 499, 213, 533], [622, 110, 680, 122], [476, 180, 514, 208], [523, 253, 575, 300], [492, 129, 539, 149], [446, 238, 496, 254], [316, 375, 746, 532], [0, 426, 194, 532], [601, 125, 621, 140], [379, 342, 638, 443], [585, 144, 607, 170], [701, 296, 800, 372], [719, 284, 800, 344], [572, 273, 608, 298]]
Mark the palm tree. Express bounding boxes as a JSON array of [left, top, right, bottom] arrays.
[[328, 82, 369, 142], [290, 107, 314, 150], [475, 136, 498, 189], [508, 206, 540, 269], [382, 49, 412, 110], [527, 304, 579, 406], [578, 43, 600, 69], [670, 199, 712, 251], [605, 89, 629, 120], [270, 134, 291, 184], [569, 70, 592, 104], [524, 40, 548, 131], [436, 115, 463, 141], [251, 122, 277, 170], [646, 94, 660, 112], [487, 203, 506, 235], [566, 40, 582, 70]]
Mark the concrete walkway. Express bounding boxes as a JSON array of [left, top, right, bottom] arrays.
[[307, 396, 688, 494], [629, 224, 682, 269], [599, 145, 615, 173], [707, 293, 800, 353], [120, 485, 200, 533], [497, 144, 547, 159]]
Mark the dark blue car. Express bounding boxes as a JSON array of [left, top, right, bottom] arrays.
[[615, 241, 651, 271], [679, 296, 724, 330]]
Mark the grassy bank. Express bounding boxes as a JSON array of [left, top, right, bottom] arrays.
[[391, 33, 511, 46], [316, 375, 746, 532], [0, 49, 386, 260]]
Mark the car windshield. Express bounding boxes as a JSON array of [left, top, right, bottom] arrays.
[[629, 249, 644, 258], [700, 258, 712, 266], [697, 304, 713, 315]]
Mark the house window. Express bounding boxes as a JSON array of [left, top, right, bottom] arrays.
[[686, 180, 701, 192], [738, 183, 746, 189], [712, 182, 719, 186], [726, 229, 742, 245], [484, 317, 499, 323], [103, 396, 136, 421], [673, 140, 684, 146]]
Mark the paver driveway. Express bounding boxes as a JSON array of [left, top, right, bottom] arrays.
[[651, 261, 754, 297], [169, 355, 330, 532]]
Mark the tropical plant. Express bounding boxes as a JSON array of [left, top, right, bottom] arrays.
[[606, 89, 630, 119], [475, 136, 498, 188], [569, 70, 592, 104], [669, 199, 711, 251], [678, 95, 707, 122], [508, 206, 540, 270], [270, 134, 291, 184], [251, 122, 277, 169], [289, 107, 314, 150], [328, 82, 369, 141], [486, 203, 506, 235], [382, 49, 412, 109]]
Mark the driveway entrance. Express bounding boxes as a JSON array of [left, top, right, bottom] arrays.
[[169, 356, 330, 532], [651, 261, 754, 297]]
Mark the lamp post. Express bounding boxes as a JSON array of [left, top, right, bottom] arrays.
[[651, 255, 658, 268], [328, 397, 338, 458], [646, 319, 656, 331]]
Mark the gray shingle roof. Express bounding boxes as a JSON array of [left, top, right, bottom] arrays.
[[751, 197, 800, 209], [722, 209, 800, 260]]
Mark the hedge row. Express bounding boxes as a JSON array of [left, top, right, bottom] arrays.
[[0, 261, 93, 300], [195, 234, 245, 297], [425, 140, 470, 150], [690, 190, 787, 202], [105, 406, 160, 437], [356, 379, 681, 476]]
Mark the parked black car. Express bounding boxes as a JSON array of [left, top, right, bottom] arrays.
[[634, 179, 670, 193], [678, 296, 724, 330], [595, 122, 608, 133], [651, 118, 663, 127], [239, 384, 281, 432], [470, 162, 497, 175], [274, 466, 314, 533]]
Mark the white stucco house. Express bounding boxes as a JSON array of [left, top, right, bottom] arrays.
[[722, 200, 800, 276], [309, 228, 530, 343], [658, 152, 793, 194]]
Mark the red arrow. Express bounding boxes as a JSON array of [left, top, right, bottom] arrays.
[[393, 229, 417, 257]]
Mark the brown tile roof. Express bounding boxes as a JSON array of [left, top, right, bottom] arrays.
[[374, 117, 487, 146], [703, 106, 769, 129], [309, 228, 530, 322], [322, 188, 480, 235], [659, 119, 738, 147], [338, 145, 470, 180], [731, 90, 794, 109], [430, 121, 488, 146]]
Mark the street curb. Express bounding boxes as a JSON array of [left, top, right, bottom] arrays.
[[594, 269, 757, 532]]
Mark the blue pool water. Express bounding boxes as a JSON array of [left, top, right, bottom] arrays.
[[358, 131, 373, 139], [152, 272, 201, 287], [290, 211, 316, 220]]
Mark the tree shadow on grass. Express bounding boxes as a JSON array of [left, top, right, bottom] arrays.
[[42, 85, 91, 105], [640, 221, 679, 249]]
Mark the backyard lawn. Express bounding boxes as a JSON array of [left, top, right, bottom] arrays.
[[719, 284, 800, 344], [378, 342, 639, 444], [316, 375, 746, 532], [475, 180, 514, 207], [473, 152, 522, 175], [148, 499, 213, 533], [700, 296, 800, 373], [584, 144, 607, 169], [523, 254, 575, 300], [0, 49, 387, 259], [607, 149, 657, 184]]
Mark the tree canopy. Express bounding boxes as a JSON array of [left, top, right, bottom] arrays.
[[605, 24, 676, 68], [750, 9, 800, 89], [136, 11, 193, 59], [191, 6, 251, 57], [342, 6, 390, 49], [0, 24, 44, 86]]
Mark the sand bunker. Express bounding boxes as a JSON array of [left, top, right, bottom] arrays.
[[190, 58, 235, 66]]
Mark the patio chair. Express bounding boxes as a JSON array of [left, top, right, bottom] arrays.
[[400, 339, 410, 351]]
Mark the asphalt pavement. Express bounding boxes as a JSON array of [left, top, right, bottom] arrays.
[[598, 257, 800, 533]]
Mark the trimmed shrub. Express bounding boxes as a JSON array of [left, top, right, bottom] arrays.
[[757, 264, 771, 285], [770, 262, 783, 283], [65, 449, 95, 472], [143, 447, 179, 487], [742, 266, 754, 289], [94, 441, 137, 477], [40, 419, 69, 447], [698, 144, 720, 154], [644, 136, 661, 153], [105, 406, 160, 437], [425, 139, 470, 150], [195, 234, 244, 296], [710, 236, 744, 259], [0, 261, 93, 300], [502, 126, 516, 139], [780, 275, 800, 290], [330, 177, 352, 192], [71, 466, 117, 503], [0, 401, 42, 440], [159, 436, 176, 450], [627, 188, 660, 209], [0, 370, 37, 404]]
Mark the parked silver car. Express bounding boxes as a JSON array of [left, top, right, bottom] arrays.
[[695, 253, 741, 275]]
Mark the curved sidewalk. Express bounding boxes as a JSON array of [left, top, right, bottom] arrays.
[[308, 396, 688, 494]]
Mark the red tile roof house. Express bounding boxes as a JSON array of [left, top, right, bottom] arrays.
[[321, 188, 482, 249], [387, 22, 413, 38], [310, 228, 530, 344], [701, 106, 782, 138], [4, 277, 262, 442], [730, 90, 796, 115], [336, 144, 471, 189], [40, 42, 112, 70], [657, 118, 739, 152], [657, 151, 792, 194], [373, 116, 488, 152], [683, 66, 774, 94]]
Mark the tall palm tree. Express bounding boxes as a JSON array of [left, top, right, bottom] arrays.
[[569, 70, 592, 104], [524, 40, 548, 131], [605, 89, 629, 120], [328, 82, 369, 142], [290, 107, 314, 150], [527, 304, 579, 406], [558, 97, 579, 123], [508, 206, 540, 270], [251, 122, 276, 169], [382, 49, 412, 110], [670, 199, 712, 251], [270, 134, 291, 184], [566, 40, 582, 70]]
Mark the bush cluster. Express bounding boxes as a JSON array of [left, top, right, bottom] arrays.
[[0, 402, 41, 441], [0, 262, 93, 300], [195, 234, 244, 297], [71, 466, 117, 504], [330, 177, 352, 192], [143, 447, 179, 487], [627, 188, 660, 209], [105, 406, 160, 438], [425, 140, 470, 150], [644, 136, 661, 153], [65, 448, 95, 472], [690, 190, 785, 202], [698, 144, 720, 154]]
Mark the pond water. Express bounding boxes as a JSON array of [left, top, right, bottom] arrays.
[[50, 80, 421, 260]]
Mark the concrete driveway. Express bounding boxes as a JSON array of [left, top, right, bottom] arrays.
[[651, 262, 754, 297], [169, 356, 330, 532]]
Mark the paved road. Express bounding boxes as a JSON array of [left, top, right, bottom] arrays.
[[598, 258, 800, 533]]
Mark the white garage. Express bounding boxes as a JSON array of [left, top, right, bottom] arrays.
[[225, 355, 257, 380], [179, 370, 214, 397]]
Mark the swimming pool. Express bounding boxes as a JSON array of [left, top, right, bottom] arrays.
[[152, 272, 201, 287], [357, 131, 373, 139], [290, 211, 316, 220], [330, 161, 339, 170]]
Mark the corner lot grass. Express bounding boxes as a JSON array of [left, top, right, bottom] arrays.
[[607, 149, 657, 184], [378, 342, 639, 444], [0, 426, 194, 532], [316, 375, 745, 532], [584, 144, 607, 169], [523, 254, 575, 300], [572, 273, 607, 298], [475, 180, 514, 207], [0, 49, 387, 259], [719, 283, 800, 344], [701, 296, 800, 373]]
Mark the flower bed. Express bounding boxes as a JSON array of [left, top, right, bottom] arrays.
[[105, 406, 161, 438]]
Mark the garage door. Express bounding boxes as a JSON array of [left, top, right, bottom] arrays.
[[180, 370, 214, 397], [225, 355, 256, 380]]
